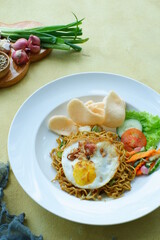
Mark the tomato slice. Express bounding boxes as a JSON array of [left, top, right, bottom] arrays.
[[121, 128, 147, 152]]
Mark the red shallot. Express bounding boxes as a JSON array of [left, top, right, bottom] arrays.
[[28, 35, 40, 53], [28, 35, 40, 46], [140, 165, 149, 175], [12, 38, 28, 51], [12, 50, 29, 65]]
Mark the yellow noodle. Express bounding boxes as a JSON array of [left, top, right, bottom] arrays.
[[50, 131, 136, 200]]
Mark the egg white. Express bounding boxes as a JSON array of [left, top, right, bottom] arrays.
[[62, 141, 120, 189]]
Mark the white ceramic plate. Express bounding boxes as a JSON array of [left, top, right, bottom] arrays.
[[8, 72, 160, 225]]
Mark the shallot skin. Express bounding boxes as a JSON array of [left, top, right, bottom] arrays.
[[12, 38, 28, 51], [12, 50, 29, 65]]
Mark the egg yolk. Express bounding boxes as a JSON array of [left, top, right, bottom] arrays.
[[73, 160, 96, 186]]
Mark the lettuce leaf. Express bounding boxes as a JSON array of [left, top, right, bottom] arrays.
[[126, 111, 160, 150]]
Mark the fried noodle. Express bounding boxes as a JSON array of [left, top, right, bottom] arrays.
[[50, 131, 136, 200]]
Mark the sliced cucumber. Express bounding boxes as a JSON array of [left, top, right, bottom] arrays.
[[117, 119, 142, 137]]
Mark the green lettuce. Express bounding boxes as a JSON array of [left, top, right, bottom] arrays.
[[126, 111, 160, 150]]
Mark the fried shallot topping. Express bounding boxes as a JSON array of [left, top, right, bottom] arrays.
[[67, 141, 97, 161], [100, 147, 107, 157]]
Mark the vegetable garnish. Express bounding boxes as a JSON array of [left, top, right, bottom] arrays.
[[140, 165, 149, 175], [126, 149, 160, 176], [125, 147, 142, 157], [0, 15, 88, 52], [117, 110, 160, 176], [117, 119, 142, 137], [121, 128, 147, 152], [135, 160, 148, 176], [117, 111, 160, 177], [126, 149, 157, 163], [149, 158, 160, 174], [57, 151, 62, 158], [91, 125, 102, 132], [126, 111, 160, 150], [136, 168, 143, 176], [134, 160, 145, 173]]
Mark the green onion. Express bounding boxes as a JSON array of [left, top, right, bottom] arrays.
[[60, 140, 66, 148], [133, 159, 143, 168], [108, 179, 116, 186], [145, 162, 152, 168], [91, 125, 102, 132], [0, 15, 88, 51], [57, 151, 62, 158], [149, 158, 160, 174]]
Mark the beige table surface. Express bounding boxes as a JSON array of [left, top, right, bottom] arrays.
[[1, 0, 160, 239]]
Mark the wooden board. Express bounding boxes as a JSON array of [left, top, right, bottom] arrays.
[[0, 21, 52, 88]]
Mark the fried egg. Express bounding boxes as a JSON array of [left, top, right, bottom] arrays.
[[62, 141, 120, 189]]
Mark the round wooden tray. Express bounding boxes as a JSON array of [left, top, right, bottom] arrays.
[[0, 21, 52, 88]]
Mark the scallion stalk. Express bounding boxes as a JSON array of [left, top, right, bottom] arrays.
[[0, 15, 88, 51]]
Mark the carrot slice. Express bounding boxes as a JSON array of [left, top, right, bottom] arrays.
[[150, 161, 156, 171], [136, 168, 143, 176], [150, 149, 160, 155], [135, 161, 145, 173], [125, 147, 142, 157], [126, 151, 137, 157], [126, 149, 157, 163]]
